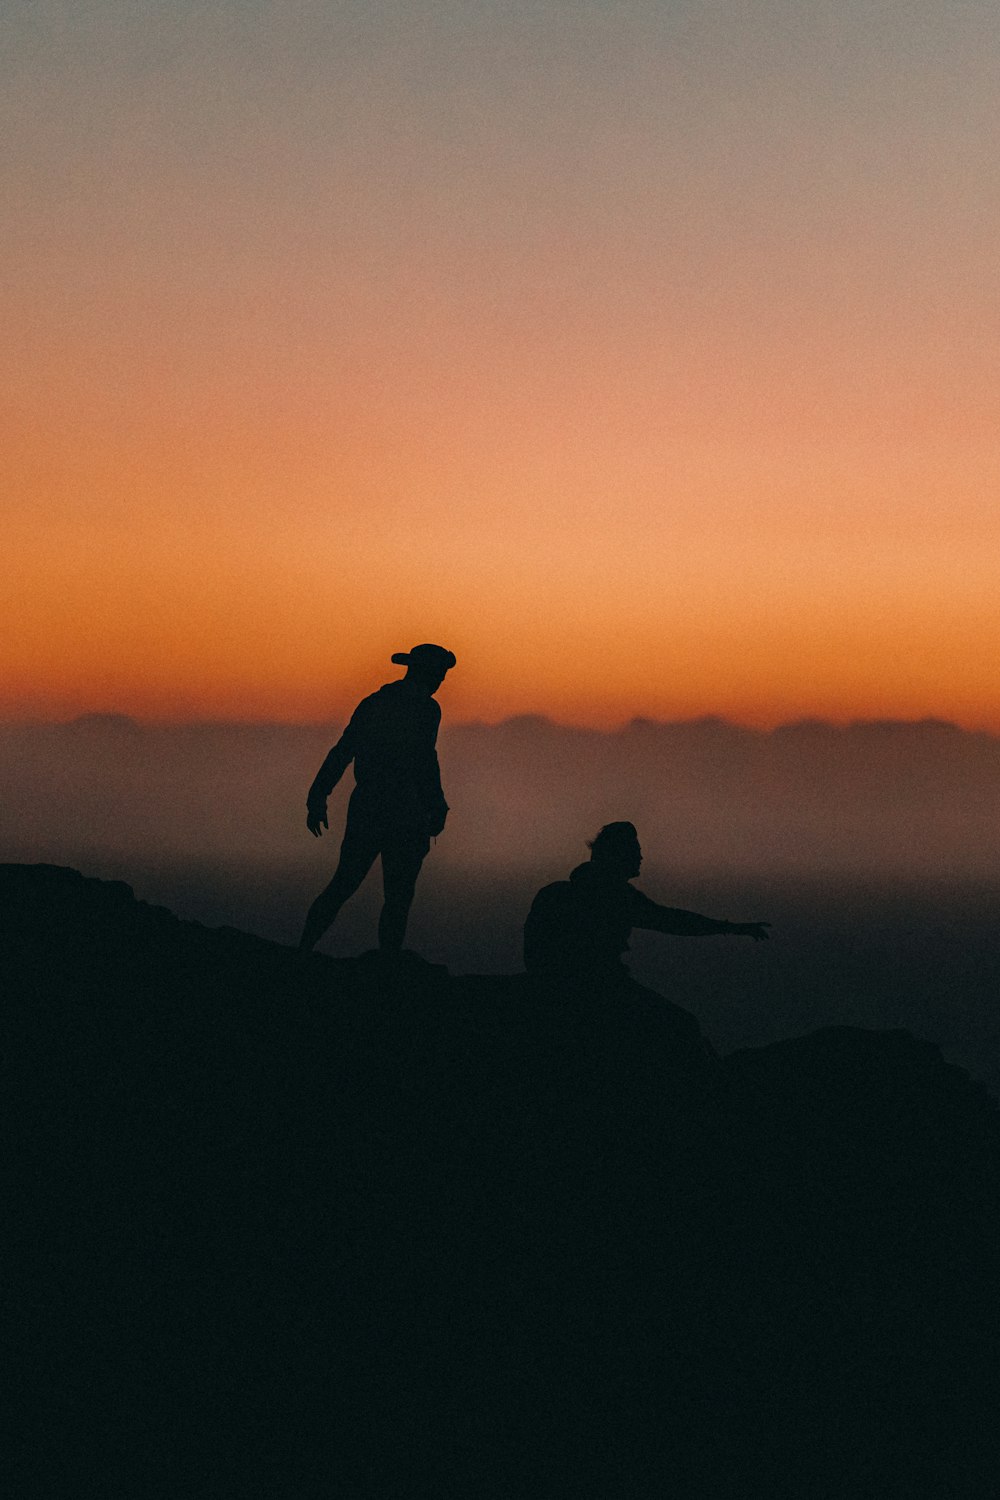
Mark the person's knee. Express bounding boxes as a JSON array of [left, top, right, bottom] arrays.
[[383, 881, 417, 912], [313, 876, 358, 915]]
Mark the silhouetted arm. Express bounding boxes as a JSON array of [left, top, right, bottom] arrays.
[[630, 889, 769, 940], [305, 719, 359, 837], [422, 702, 449, 836]]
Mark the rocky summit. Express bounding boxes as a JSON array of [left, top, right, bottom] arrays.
[[5, 865, 999, 1498]]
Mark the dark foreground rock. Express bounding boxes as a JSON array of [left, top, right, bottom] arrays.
[[5, 865, 999, 1498]]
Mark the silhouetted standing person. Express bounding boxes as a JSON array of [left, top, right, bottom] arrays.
[[524, 821, 769, 976], [299, 644, 456, 955]]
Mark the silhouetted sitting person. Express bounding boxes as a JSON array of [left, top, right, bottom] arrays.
[[299, 644, 456, 956], [524, 822, 769, 979]]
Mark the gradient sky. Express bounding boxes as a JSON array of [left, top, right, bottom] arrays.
[[5, 0, 1000, 727]]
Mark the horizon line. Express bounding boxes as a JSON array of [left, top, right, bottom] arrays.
[[2, 710, 995, 738]]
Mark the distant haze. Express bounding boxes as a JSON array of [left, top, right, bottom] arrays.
[[4, 712, 999, 880]]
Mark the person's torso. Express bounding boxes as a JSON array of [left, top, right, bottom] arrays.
[[524, 866, 637, 973], [351, 682, 440, 823]]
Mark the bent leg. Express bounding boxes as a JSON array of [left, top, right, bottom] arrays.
[[625, 977, 719, 1068], [378, 836, 429, 953], [299, 809, 380, 951]]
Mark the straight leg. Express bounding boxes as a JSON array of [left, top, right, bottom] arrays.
[[378, 835, 429, 953]]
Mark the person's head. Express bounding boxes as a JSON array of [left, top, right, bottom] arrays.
[[587, 821, 642, 878], [391, 643, 456, 693]]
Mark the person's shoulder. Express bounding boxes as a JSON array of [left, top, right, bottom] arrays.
[[351, 687, 388, 716], [529, 879, 574, 911], [377, 680, 437, 709]]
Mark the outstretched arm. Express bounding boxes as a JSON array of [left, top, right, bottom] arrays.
[[305, 722, 357, 837], [631, 890, 769, 940]]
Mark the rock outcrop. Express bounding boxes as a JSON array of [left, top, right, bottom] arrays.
[[5, 865, 998, 1498]]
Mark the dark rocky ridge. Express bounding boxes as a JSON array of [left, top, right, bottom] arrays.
[[5, 865, 999, 1498]]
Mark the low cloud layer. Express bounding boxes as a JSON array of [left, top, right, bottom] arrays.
[[3, 712, 999, 880]]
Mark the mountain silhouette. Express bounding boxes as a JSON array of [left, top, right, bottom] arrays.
[[6, 865, 998, 1498]]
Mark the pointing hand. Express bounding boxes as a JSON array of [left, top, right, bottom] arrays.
[[737, 922, 771, 941]]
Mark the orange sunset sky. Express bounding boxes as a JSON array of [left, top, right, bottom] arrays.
[[4, 0, 1000, 730]]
